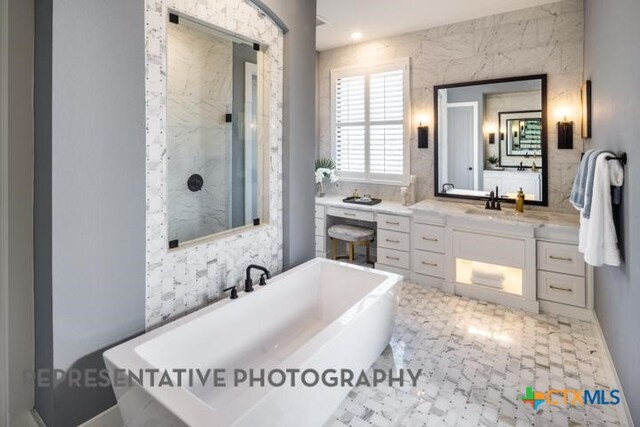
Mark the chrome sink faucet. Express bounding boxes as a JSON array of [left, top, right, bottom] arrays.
[[485, 186, 502, 211], [245, 264, 271, 293]]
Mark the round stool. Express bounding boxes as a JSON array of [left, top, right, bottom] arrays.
[[328, 224, 375, 265]]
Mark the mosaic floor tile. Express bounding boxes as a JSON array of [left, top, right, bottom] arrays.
[[326, 282, 625, 427]]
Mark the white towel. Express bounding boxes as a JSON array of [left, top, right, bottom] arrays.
[[578, 153, 624, 266], [470, 268, 505, 289]]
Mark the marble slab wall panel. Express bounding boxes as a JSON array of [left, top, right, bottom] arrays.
[[318, 0, 584, 213], [145, 0, 284, 328], [167, 23, 233, 242]]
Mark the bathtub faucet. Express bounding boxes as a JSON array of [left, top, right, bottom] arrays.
[[245, 264, 271, 293]]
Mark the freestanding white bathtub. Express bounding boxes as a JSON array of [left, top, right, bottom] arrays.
[[104, 258, 403, 426]]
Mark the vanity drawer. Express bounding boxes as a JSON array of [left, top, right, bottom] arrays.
[[377, 247, 410, 270], [537, 271, 586, 307], [412, 223, 445, 253], [315, 218, 325, 237], [327, 207, 374, 222], [315, 205, 325, 219], [378, 229, 409, 252], [412, 250, 445, 279], [377, 214, 410, 233], [315, 236, 324, 253], [453, 231, 525, 269], [537, 241, 584, 277]]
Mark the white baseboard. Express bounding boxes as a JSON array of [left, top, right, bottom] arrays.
[[592, 312, 635, 427], [30, 410, 46, 427], [538, 300, 594, 321], [77, 405, 123, 427]]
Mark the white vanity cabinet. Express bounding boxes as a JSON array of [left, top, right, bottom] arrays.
[[316, 197, 592, 320], [411, 211, 447, 287], [535, 227, 591, 319], [409, 200, 592, 319], [376, 213, 411, 275], [314, 197, 412, 277]]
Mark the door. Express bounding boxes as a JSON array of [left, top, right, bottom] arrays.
[[447, 102, 478, 190]]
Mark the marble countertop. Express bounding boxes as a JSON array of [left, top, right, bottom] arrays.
[[411, 199, 580, 230], [315, 195, 413, 217], [315, 195, 579, 229]]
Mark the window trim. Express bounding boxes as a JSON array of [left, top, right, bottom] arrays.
[[330, 58, 411, 186]]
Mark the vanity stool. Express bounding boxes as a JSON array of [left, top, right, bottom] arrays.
[[328, 224, 375, 266]]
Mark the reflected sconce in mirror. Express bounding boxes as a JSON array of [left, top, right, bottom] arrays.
[[581, 80, 592, 139], [556, 107, 573, 149], [418, 115, 429, 149]]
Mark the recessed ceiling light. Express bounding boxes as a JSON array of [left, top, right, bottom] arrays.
[[350, 32, 363, 41]]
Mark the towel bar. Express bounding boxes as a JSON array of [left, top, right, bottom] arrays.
[[605, 152, 627, 166], [580, 151, 627, 166]]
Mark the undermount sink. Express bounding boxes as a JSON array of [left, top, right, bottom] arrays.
[[462, 204, 557, 223]]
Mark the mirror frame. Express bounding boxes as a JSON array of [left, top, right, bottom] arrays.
[[433, 74, 548, 206]]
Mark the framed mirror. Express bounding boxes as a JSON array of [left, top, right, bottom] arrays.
[[166, 12, 268, 246], [434, 75, 547, 205]]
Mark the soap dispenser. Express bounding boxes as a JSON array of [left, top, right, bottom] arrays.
[[515, 188, 525, 213]]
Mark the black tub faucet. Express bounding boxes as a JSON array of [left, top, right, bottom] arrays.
[[245, 264, 271, 293]]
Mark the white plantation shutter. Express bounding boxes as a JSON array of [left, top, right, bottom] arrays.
[[335, 76, 365, 175], [331, 60, 409, 184], [369, 70, 404, 177]]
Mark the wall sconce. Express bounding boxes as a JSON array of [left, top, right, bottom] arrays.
[[418, 115, 429, 149], [557, 120, 573, 149], [485, 123, 497, 145], [556, 107, 573, 149], [581, 80, 592, 139]]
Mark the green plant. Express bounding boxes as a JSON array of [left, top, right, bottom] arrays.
[[315, 158, 336, 171], [487, 155, 499, 166]]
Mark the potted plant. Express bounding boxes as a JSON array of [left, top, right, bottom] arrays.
[[487, 155, 499, 169], [315, 158, 338, 197]]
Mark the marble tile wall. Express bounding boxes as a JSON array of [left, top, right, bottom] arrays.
[[318, 0, 585, 212], [167, 23, 233, 242], [145, 0, 284, 328]]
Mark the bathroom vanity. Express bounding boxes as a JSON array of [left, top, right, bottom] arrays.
[[315, 196, 592, 320], [315, 196, 412, 276], [410, 199, 591, 320]]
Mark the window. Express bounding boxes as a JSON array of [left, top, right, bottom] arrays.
[[331, 59, 410, 185]]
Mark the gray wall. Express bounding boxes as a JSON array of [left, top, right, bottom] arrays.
[[584, 0, 640, 423], [32, 0, 314, 424], [34, 0, 146, 425], [256, 0, 317, 269], [6, 0, 36, 424]]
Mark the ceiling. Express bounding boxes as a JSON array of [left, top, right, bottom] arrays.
[[317, 0, 561, 51]]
